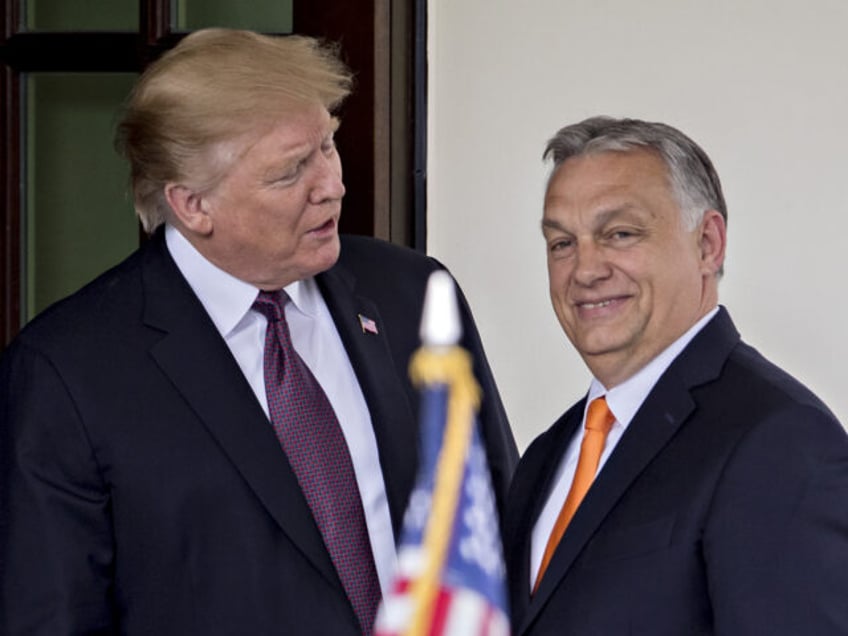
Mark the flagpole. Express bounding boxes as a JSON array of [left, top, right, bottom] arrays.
[[404, 272, 480, 636], [375, 270, 508, 636]]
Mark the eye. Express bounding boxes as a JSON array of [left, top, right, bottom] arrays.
[[606, 227, 642, 244], [548, 237, 574, 254], [321, 134, 337, 156], [275, 160, 306, 185]]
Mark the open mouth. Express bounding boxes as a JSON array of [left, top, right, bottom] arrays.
[[308, 217, 337, 236], [581, 299, 615, 309], [575, 296, 629, 316]]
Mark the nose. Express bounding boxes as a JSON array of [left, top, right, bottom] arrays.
[[309, 152, 346, 205], [572, 240, 611, 286]]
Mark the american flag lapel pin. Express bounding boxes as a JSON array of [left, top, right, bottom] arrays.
[[358, 313, 379, 335]]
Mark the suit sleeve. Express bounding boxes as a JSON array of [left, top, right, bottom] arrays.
[[704, 403, 848, 635], [0, 341, 116, 635]]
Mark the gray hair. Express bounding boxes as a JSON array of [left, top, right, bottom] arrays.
[[543, 116, 727, 231]]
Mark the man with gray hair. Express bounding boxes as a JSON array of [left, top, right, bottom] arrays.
[[505, 116, 848, 635]]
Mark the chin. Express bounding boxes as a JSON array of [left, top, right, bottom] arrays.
[[574, 334, 629, 359], [306, 242, 341, 277]]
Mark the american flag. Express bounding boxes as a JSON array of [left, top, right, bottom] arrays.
[[374, 353, 510, 636], [359, 314, 379, 335]]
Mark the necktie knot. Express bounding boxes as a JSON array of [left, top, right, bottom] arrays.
[[254, 289, 288, 323], [585, 396, 615, 434]]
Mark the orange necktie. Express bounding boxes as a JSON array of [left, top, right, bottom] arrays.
[[533, 396, 615, 593]]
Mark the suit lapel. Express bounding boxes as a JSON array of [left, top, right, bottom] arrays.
[[140, 235, 339, 587], [507, 402, 584, 626], [317, 264, 418, 537], [520, 308, 740, 633]]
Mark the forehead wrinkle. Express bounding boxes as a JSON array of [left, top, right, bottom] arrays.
[[284, 114, 339, 155], [543, 202, 649, 237], [541, 216, 570, 236], [258, 115, 339, 179]]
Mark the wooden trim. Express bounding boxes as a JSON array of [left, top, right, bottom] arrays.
[[0, 33, 141, 72], [390, 0, 426, 250], [2, 0, 17, 41], [294, 0, 422, 247], [2, 0, 20, 345], [373, 0, 391, 242], [411, 0, 427, 251], [1, 62, 20, 344], [141, 0, 170, 44], [294, 1, 382, 240]]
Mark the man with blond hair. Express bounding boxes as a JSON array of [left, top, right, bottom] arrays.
[[0, 29, 517, 635]]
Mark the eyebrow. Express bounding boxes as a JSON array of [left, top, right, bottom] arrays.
[[541, 217, 569, 234], [262, 118, 342, 180], [541, 204, 646, 234]]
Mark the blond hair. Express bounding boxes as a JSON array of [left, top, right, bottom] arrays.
[[115, 29, 353, 232]]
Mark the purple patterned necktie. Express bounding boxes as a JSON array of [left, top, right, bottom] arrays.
[[254, 290, 381, 635]]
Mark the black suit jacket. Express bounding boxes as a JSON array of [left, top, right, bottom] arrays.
[[0, 231, 518, 635], [506, 308, 848, 635]]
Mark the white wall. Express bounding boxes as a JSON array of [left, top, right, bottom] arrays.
[[427, 0, 848, 450]]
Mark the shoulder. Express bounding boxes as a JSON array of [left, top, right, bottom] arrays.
[[338, 235, 440, 276], [713, 341, 846, 481], [675, 307, 838, 429], [4, 244, 152, 361], [333, 235, 446, 303], [724, 338, 839, 427], [673, 326, 846, 482]]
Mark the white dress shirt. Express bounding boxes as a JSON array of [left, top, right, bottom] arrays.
[[529, 307, 719, 589], [165, 225, 397, 594]]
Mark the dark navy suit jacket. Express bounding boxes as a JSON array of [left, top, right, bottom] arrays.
[[506, 308, 848, 635], [0, 230, 518, 635]]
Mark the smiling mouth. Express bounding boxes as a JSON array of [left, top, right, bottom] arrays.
[[580, 299, 616, 309], [574, 296, 631, 315]]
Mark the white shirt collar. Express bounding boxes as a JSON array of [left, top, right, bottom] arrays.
[[588, 306, 720, 426], [283, 273, 321, 320], [164, 224, 318, 337]]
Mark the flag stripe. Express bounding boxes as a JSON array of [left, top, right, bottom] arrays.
[[374, 344, 510, 636], [443, 587, 485, 635]]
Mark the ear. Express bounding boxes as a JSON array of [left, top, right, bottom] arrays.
[[698, 209, 726, 276], [164, 183, 213, 236]]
